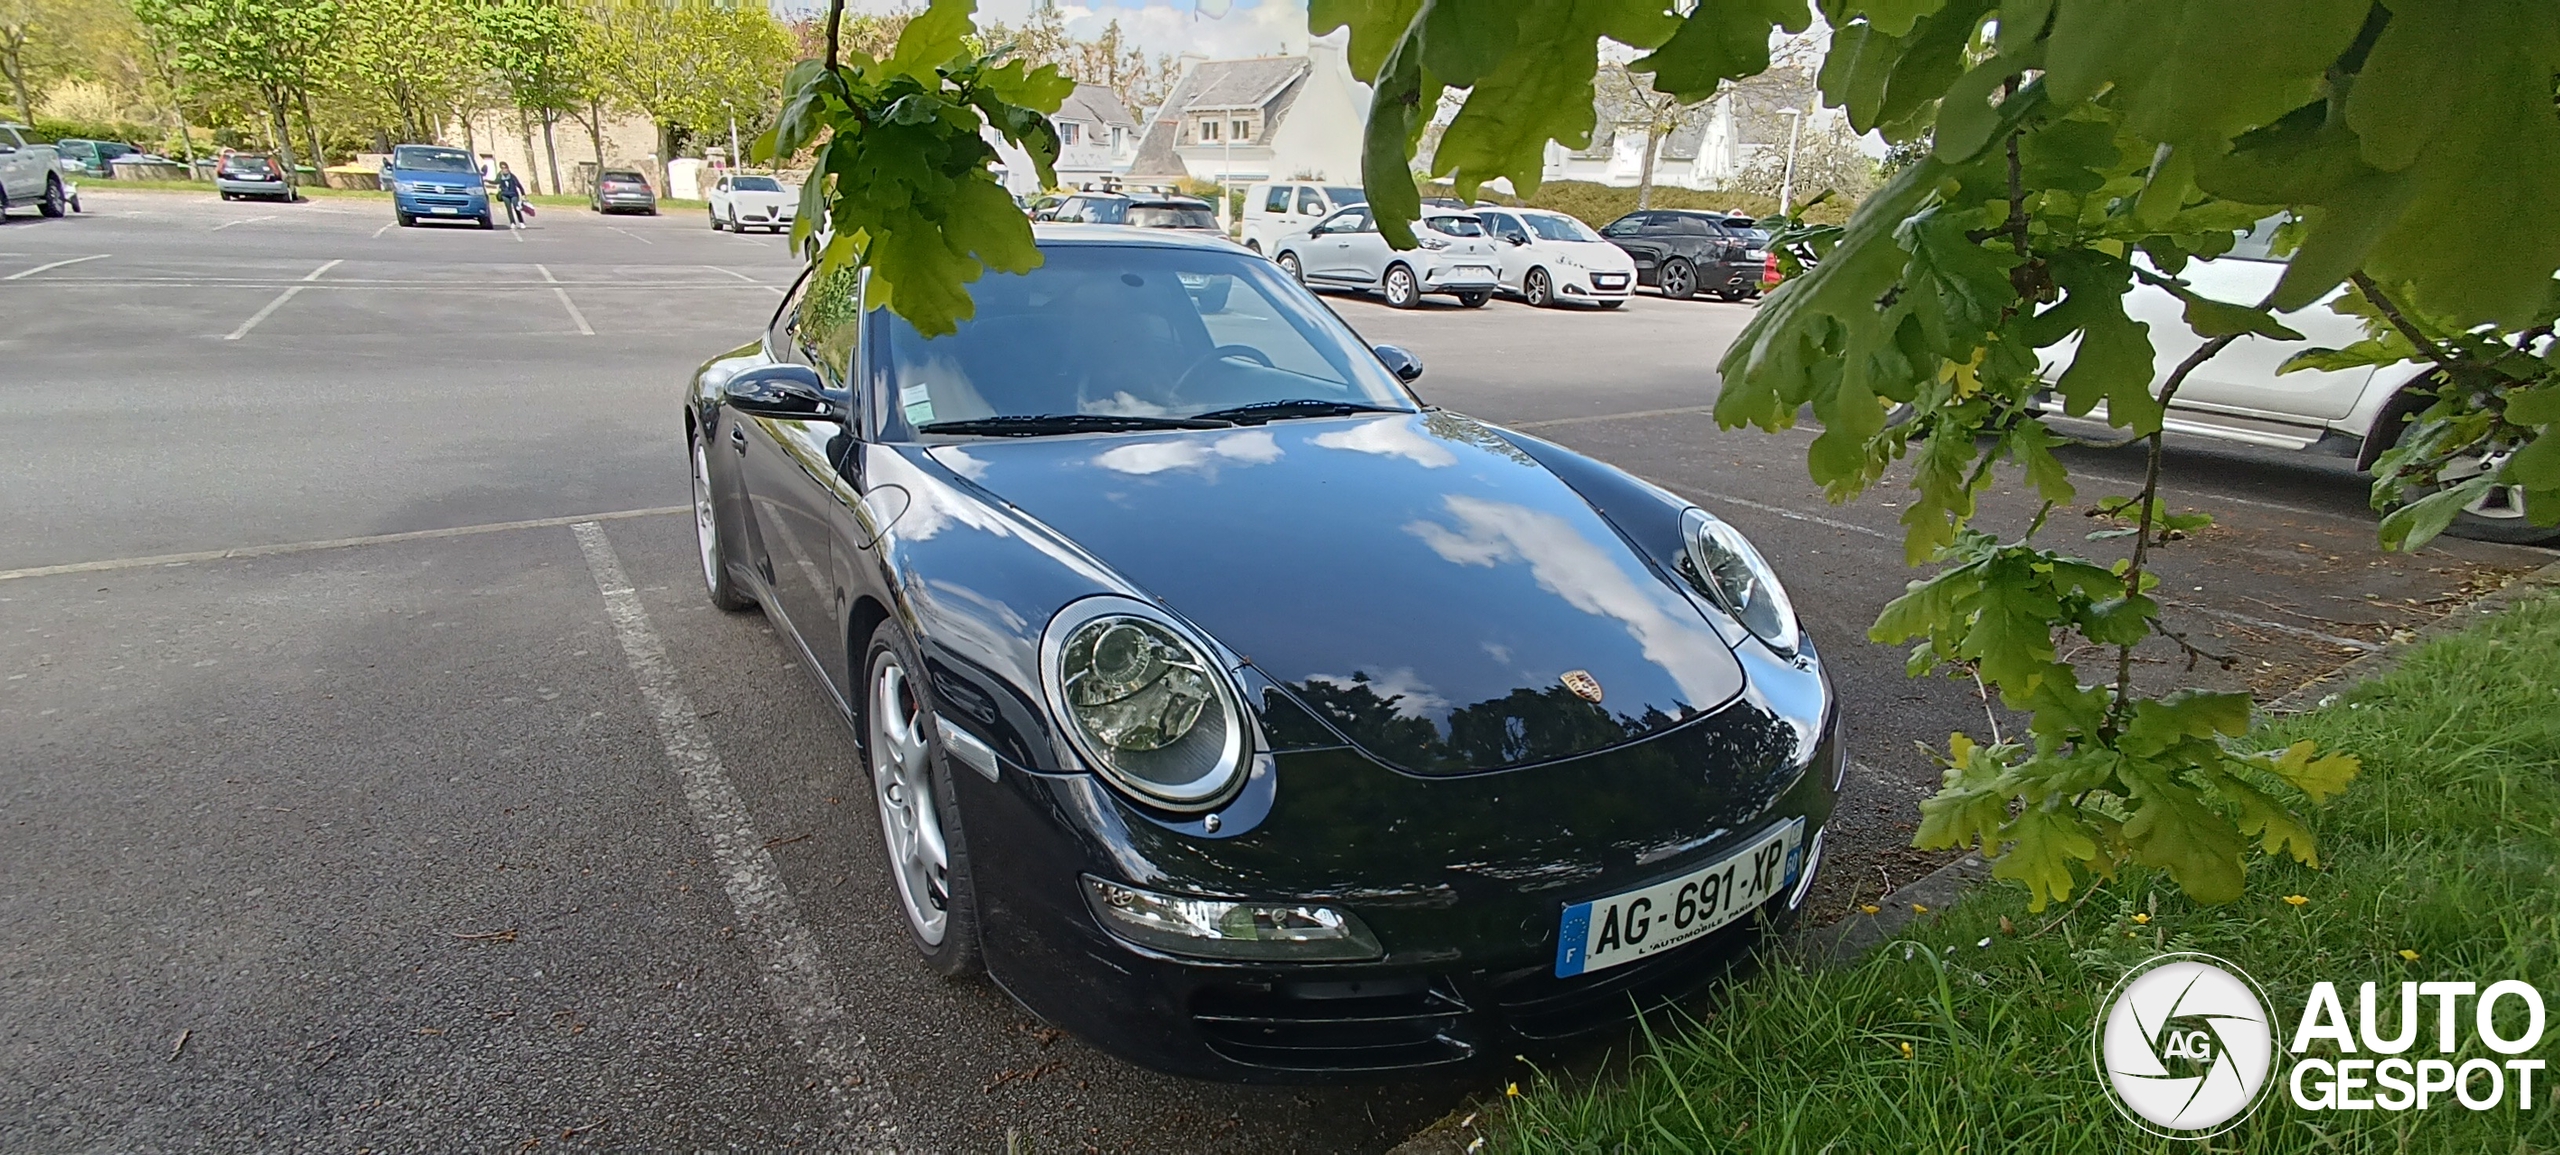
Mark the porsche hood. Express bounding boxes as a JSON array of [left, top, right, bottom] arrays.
[[927, 412, 1746, 775]]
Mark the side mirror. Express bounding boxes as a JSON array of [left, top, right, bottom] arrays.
[[1373, 344, 1424, 384], [1306, 224, 1328, 237], [1506, 234, 1529, 246], [723, 363, 840, 421]]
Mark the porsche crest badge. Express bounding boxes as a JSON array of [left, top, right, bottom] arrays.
[[1560, 669, 1604, 703]]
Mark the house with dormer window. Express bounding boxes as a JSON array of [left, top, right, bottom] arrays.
[[1127, 45, 1369, 187], [992, 83, 1139, 194]]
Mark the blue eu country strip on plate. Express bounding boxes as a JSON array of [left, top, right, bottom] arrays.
[[1555, 904, 1595, 978]]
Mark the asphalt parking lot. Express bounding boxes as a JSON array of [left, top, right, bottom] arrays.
[[4, 190, 2551, 1153]]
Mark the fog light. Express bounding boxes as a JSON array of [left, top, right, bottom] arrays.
[[1082, 875, 1383, 961]]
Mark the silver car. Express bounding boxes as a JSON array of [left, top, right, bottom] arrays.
[[1271, 207, 1502, 308]]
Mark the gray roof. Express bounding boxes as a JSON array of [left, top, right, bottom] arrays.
[[1126, 57, 1313, 179], [1056, 85, 1135, 130]]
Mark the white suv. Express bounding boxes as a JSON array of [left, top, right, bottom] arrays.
[[1240, 181, 1368, 256], [2044, 216, 2553, 544]]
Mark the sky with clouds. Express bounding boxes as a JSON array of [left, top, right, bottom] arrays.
[[771, 0, 1330, 61]]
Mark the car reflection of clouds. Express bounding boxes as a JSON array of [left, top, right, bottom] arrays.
[[1301, 667, 1451, 719], [1406, 494, 1733, 705], [1091, 430, 1282, 476], [929, 445, 988, 479], [1311, 416, 1458, 468]]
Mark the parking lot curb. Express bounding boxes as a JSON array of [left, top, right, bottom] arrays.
[[2263, 555, 2560, 714]]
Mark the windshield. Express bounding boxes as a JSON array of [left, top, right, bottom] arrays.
[[392, 147, 474, 173], [1424, 215, 1486, 237], [1128, 205, 1217, 228], [1323, 185, 1367, 206], [882, 244, 1411, 436], [732, 176, 782, 192], [1521, 212, 1600, 242]]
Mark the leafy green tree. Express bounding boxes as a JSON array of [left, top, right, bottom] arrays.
[[335, 0, 479, 145], [475, 0, 581, 192], [586, 0, 791, 191], [133, 0, 339, 174], [756, 0, 1070, 333]]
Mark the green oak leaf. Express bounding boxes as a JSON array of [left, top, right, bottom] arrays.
[[2119, 762, 2248, 906], [1992, 802, 2099, 911], [2262, 739, 2359, 805]]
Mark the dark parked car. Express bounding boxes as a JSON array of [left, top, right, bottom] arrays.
[[683, 225, 1843, 1080], [1597, 209, 1768, 301], [592, 169, 658, 215], [214, 152, 297, 202], [1044, 192, 1222, 233], [53, 138, 137, 178]]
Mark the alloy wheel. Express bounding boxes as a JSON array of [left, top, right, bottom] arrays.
[[1662, 259, 1696, 299], [40, 180, 66, 218], [1385, 265, 1418, 308], [2444, 450, 2532, 523], [871, 656, 951, 945], [690, 435, 721, 594], [1276, 251, 1301, 282], [1526, 268, 1552, 307]]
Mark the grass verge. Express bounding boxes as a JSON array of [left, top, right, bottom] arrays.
[[1496, 592, 2560, 1153]]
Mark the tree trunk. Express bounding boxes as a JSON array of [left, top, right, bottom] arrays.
[[656, 119, 677, 196], [2, 39, 31, 125], [1637, 124, 1665, 210], [541, 112, 563, 196], [296, 87, 324, 178], [266, 93, 299, 178], [518, 109, 540, 194], [586, 98, 605, 172]]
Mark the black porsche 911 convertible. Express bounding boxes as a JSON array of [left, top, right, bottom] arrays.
[[683, 225, 1844, 1080]]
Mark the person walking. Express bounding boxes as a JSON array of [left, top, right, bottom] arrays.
[[495, 163, 526, 228]]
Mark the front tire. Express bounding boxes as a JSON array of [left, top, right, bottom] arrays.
[[396, 210, 415, 227], [1275, 250, 1302, 283], [1660, 257, 1698, 300], [1383, 263, 1420, 308], [1524, 267, 1554, 308], [865, 626, 983, 976], [38, 178, 65, 217], [691, 429, 756, 611], [709, 208, 724, 231]]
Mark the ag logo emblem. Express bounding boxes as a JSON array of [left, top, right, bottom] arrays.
[[1560, 670, 1603, 703], [2096, 953, 2276, 1139]]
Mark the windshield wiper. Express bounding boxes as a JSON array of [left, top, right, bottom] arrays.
[[1187, 399, 1407, 425], [915, 413, 1235, 436]]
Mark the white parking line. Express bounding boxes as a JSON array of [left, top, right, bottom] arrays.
[[0, 505, 686, 582], [2, 253, 110, 281], [607, 225, 654, 246], [552, 287, 594, 335], [534, 263, 558, 282], [570, 523, 903, 1150], [703, 265, 758, 283], [223, 285, 304, 340], [1510, 404, 1718, 430], [1683, 487, 1896, 540], [209, 216, 275, 232], [302, 259, 342, 281], [372, 222, 393, 238]]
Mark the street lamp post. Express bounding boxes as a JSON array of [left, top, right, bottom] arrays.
[[1775, 107, 1806, 217]]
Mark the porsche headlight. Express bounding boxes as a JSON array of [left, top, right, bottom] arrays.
[[1043, 598, 1246, 810], [1680, 508, 1800, 654]]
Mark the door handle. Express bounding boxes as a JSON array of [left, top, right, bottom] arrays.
[[730, 424, 748, 453]]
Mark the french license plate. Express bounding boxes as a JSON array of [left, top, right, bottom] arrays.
[[1554, 819, 1803, 977], [431, 206, 457, 214], [1593, 274, 1627, 288], [1456, 265, 1493, 279]]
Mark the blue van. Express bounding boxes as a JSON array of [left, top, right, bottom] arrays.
[[383, 144, 491, 228]]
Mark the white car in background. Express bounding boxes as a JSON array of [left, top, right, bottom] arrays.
[[1239, 180, 1368, 256], [1473, 207, 1638, 308], [1270, 207, 1501, 308], [2042, 215, 2554, 544], [707, 173, 795, 233]]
